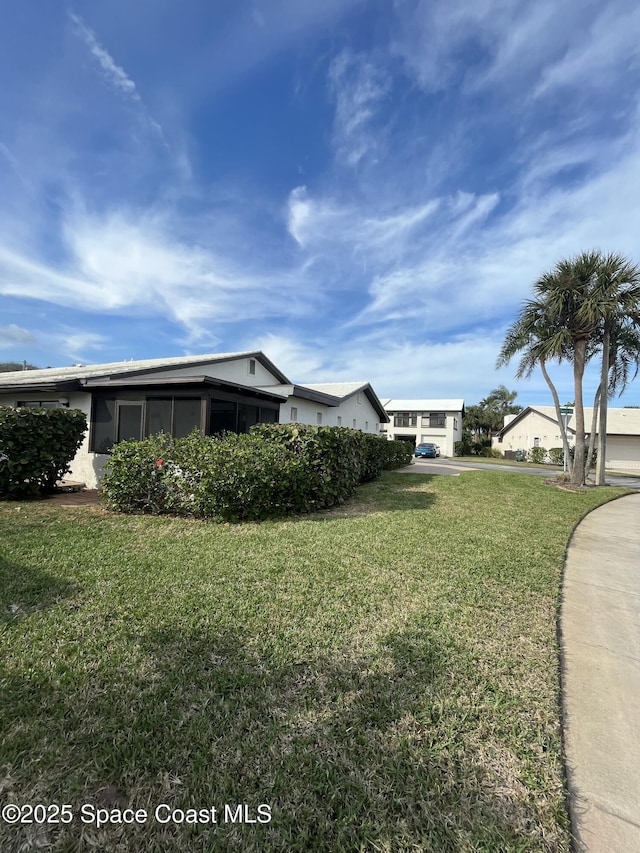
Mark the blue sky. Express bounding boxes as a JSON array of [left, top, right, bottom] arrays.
[[1, 0, 640, 406]]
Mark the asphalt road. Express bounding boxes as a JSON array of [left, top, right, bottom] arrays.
[[402, 457, 640, 490]]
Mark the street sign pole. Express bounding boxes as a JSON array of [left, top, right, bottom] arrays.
[[559, 408, 573, 473]]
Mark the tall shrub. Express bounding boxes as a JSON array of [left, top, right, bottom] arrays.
[[0, 407, 87, 498], [102, 425, 411, 521]]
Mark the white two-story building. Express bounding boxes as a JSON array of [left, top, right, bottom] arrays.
[[381, 399, 465, 457]]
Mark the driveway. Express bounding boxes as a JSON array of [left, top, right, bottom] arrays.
[[398, 458, 640, 490]]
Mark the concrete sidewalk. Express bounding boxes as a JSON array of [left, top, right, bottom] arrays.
[[561, 493, 640, 852]]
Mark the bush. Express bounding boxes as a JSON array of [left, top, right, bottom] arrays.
[[0, 407, 87, 499], [250, 423, 366, 510], [455, 439, 473, 456], [480, 447, 502, 458], [377, 438, 413, 470], [99, 432, 176, 514], [101, 431, 308, 521], [528, 446, 547, 464], [548, 447, 564, 466], [101, 425, 411, 521]]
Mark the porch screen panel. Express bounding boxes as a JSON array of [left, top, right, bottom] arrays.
[[174, 398, 202, 438], [210, 401, 236, 434], [259, 406, 278, 423], [117, 404, 143, 442], [238, 404, 259, 433], [146, 399, 172, 436], [92, 398, 115, 453]]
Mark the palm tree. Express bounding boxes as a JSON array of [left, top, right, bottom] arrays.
[[499, 251, 640, 486], [534, 252, 612, 485], [497, 297, 575, 476], [586, 322, 640, 476], [580, 253, 640, 484]]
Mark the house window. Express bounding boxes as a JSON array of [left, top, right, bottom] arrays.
[[238, 404, 259, 434], [248, 358, 256, 375], [454, 418, 458, 430], [429, 413, 446, 428], [353, 419, 357, 428], [317, 412, 323, 425], [365, 421, 368, 430], [116, 402, 143, 443], [337, 416, 342, 426], [290, 406, 298, 422], [534, 437, 540, 447], [146, 398, 202, 438], [394, 413, 417, 428]]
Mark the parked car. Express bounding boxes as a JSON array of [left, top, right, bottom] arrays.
[[414, 442, 440, 458]]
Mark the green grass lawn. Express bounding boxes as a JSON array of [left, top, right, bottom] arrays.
[[0, 472, 629, 852]]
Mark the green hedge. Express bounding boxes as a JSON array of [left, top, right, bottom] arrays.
[[548, 447, 564, 466], [528, 446, 547, 464], [101, 426, 413, 521], [0, 407, 87, 498]]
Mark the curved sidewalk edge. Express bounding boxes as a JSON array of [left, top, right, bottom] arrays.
[[561, 493, 640, 852]]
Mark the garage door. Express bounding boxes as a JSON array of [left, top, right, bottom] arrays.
[[606, 436, 640, 471]]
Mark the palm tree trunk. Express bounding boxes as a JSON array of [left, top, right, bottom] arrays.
[[586, 384, 601, 475], [571, 338, 587, 486], [596, 324, 610, 485], [540, 357, 572, 476]]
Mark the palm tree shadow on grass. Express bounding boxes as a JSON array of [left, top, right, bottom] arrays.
[[1, 617, 563, 852]]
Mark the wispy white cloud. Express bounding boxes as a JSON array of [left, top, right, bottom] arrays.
[[0, 143, 33, 192], [391, 0, 638, 105], [69, 12, 138, 98], [250, 332, 326, 380], [0, 206, 322, 342], [0, 324, 36, 347], [68, 11, 166, 141], [328, 50, 390, 168], [287, 185, 441, 256], [533, 4, 640, 98], [47, 329, 109, 362]]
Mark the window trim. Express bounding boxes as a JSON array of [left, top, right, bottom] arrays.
[[394, 412, 417, 428], [115, 400, 144, 443]]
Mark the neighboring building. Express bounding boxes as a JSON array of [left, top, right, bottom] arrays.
[[0, 352, 389, 488], [493, 406, 640, 471], [381, 399, 465, 457]]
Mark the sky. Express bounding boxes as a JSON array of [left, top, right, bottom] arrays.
[[1, 0, 640, 406]]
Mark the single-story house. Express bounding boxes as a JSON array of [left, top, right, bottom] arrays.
[[380, 399, 465, 457], [0, 351, 389, 488], [493, 406, 640, 471]]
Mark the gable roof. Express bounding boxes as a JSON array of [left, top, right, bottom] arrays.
[[0, 351, 290, 391], [301, 382, 390, 422], [499, 406, 640, 437]]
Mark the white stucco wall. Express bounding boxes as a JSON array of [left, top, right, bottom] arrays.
[[279, 392, 381, 433], [493, 411, 564, 454]]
